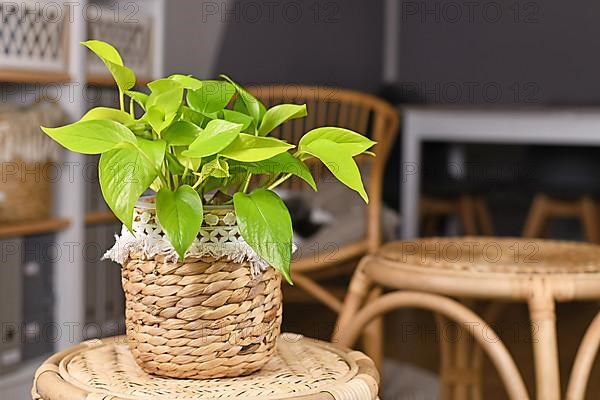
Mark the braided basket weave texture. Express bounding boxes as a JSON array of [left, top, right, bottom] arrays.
[[121, 202, 283, 379], [123, 255, 282, 379]]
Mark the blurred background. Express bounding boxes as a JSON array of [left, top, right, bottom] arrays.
[[2, 0, 600, 399]]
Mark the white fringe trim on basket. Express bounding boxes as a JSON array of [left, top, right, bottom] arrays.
[[103, 225, 296, 277]]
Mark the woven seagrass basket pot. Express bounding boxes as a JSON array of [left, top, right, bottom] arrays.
[[121, 199, 283, 379]]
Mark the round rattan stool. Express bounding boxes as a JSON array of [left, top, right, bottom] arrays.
[[333, 237, 600, 400], [32, 334, 379, 400]]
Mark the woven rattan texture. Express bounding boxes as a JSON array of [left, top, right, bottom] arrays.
[[122, 254, 282, 379], [59, 336, 355, 399], [379, 237, 600, 275], [0, 102, 64, 223], [0, 161, 50, 222]]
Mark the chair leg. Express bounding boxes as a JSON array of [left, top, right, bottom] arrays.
[[474, 196, 494, 236], [580, 196, 600, 243], [437, 301, 482, 400], [523, 194, 549, 238], [423, 215, 440, 236], [334, 258, 373, 342], [362, 287, 384, 370], [459, 195, 478, 235], [436, 314, 454, 400], [292, 273, 343, 313]]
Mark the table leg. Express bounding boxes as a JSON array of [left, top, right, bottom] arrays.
[[566, 310, 600, 400], [362, 286, 384, 370], [336, 291, 529, 400], [528, 287, 560, 400], [401, 128, 421, 239]]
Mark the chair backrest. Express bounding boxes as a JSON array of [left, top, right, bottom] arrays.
[[248, 85, 400, 251]]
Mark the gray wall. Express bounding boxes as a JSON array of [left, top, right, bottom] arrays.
[[164, 0, 232, 79], [396, 0, 600, 105], [165, 1, 600, 105], [214, 0, 384, 92]]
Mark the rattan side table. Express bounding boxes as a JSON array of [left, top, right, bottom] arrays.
[[333, 237, 600, 400], [32, 334, 379, 400]]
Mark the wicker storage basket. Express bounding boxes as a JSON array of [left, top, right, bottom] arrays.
[[0, 0, 69, 73], [0, 102, 63, 223], [0, 160, 51, 222], [115, 199, 283, 379]]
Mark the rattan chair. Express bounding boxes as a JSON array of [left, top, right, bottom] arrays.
[[522, 146, 600, 243], [248, 85, 399, 351], [334, 237, 600, 400]]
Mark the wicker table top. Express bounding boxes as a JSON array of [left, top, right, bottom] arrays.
[[32, 334, 379, 400], [366, 237, 600, 301], [379, 237, 600, 275]]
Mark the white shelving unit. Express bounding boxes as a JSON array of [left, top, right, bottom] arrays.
[[53, 0, 88, 352], [0, 1, 233, 396], [0, 0, 165, 396]]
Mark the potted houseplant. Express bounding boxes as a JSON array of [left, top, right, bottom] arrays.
[[42, 40, 375, 379]]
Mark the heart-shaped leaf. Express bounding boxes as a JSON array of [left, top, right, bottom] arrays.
[[183, 119, 243, 158], [187, 80, 235, 114], [98, 138, 165, 230], [142, 106, 177, 134], [82, 40, 136, 91], [220, 134, 294, 162], [41, 120, 136, 154], [81, 107, 134, 125], [234, 189, 293, 283], [147, 87, 183, 117], [302, 138, 368, 202], [156, 185, 203, 260], [148, 78, 182, 93], [180, 106, 206, 126], [230, 152, 316, 190], [299, 127, 376, 156], [198, 158, 229, 181], [258, 104, 307, 136], [221, 75, 266, 125], [168, 74, 203, 90], [222, 109, 253, 131], [163, 121, 201, 146], [175, 146, 201, 171]]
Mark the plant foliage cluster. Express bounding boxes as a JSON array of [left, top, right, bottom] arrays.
[[42, 40, 375, 283]]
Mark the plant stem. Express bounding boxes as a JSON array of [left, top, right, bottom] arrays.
[[192, 175, 203, 190], [129, 98, 135, 118], [267, 173, 292, 190], [119, 90, 125, 112], [241, 172, 253, 193]]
